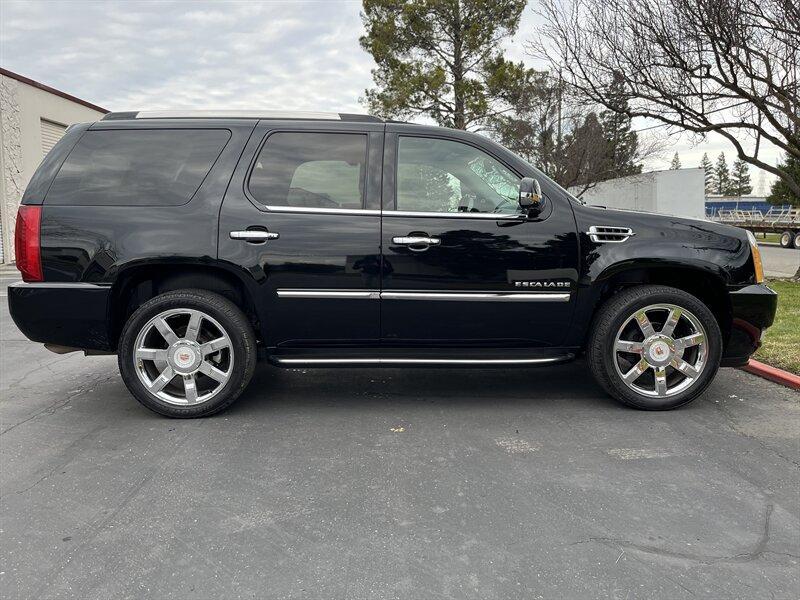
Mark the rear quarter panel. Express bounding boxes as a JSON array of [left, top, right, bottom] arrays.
[[38, 120, 256, 282]]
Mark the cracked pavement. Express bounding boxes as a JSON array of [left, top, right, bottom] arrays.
[[1, 274, 799, 599]]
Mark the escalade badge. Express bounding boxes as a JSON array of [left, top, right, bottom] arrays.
[[514, 281, 570, 288]]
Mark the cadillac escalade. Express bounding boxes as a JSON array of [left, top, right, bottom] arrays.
[[8, 110, 777, 417]]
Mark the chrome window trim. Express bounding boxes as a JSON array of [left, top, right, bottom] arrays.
[[386, 210, 525, 220], [276, 289, 570, 302], [258, 207, 524, 218], [275, 356, 568, 366], [263, 206, 381, 216]]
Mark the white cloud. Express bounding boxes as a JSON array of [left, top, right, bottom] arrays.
[[0, 0, 781, 188], [0, 0, 373, 113]]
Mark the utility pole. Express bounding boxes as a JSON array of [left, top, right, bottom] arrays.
[[556, 68, 562, 150]]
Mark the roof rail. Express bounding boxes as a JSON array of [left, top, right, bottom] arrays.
[[102, 110, 383, 122]]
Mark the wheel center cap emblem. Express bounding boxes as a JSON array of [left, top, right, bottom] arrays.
[[649, 341, 670, 362], [172, 346, 198, 370]]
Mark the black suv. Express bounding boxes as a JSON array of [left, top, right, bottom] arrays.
[[9, 111, 777, 417]]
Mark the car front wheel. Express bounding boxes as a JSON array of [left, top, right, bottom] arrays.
[[118, 289, 256, 418], [588, 285, 722, 410]]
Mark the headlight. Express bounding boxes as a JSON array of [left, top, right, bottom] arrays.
[[746, 230, 764, 283]]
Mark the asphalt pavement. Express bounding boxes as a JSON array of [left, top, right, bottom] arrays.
[[1, 273, 799, 600], [759, 243, 799, 278]]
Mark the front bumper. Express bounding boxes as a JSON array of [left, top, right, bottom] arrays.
[[721, 284, 778, 367], [7, 282, 114, 352]]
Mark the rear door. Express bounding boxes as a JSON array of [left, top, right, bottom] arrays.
[[380, 126, 580, 349], [218, 120, 383, 349]]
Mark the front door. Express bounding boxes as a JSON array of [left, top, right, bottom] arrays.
[[218, 121, 383, 350], [380, 129, 579, 349]]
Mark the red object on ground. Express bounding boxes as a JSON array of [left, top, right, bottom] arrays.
[[741, 359, 800, 391]]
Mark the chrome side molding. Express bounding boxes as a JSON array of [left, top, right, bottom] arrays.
[[381, 291, 570, 302], [9, 282, 110, 289], [277, 290, 380, 299], [276, 289, 571, 302]]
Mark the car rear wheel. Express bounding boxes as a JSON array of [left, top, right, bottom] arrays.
[[588, 285, 722, 410], [118, 289, 256, 418], [780, 230, 794, 248]]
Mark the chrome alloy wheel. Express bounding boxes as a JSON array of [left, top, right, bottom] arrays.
[[133, 308, 233, 406], [613, 303, 708, 398]]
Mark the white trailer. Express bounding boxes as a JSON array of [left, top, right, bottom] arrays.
[[572, 168, 706, 220]]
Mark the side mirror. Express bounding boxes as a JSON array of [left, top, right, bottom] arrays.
[[519, 177, 545, 217]]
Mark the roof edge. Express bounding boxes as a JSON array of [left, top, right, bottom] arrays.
[[0, 67, 109, 114]]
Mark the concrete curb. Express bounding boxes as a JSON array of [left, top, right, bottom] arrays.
[[741, 359, 800, 391]]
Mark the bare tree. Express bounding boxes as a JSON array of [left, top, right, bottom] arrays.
[[534, 0, 800, 196], [489, 71, 664, 196]]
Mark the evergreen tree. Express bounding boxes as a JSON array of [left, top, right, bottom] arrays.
[[730, 159, 752, 197], [767, 153, 800, 207], [714, 152, 731, 195], [360, 0, 531, 130], [700, 153, 715, 195], [670, 153, 681, 169], [599, 73, 642, 180]]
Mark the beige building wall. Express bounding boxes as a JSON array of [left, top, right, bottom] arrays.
[[0, 72, 106, 263]]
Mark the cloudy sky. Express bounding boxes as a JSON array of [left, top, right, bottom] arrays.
[[1, 0, 781, 192]]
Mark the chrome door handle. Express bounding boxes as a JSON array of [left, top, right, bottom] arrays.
[[230, 230, 279, 242], [392, 236, 441, 246]]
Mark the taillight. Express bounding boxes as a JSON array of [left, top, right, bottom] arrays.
[[15, 205, 43, 282]]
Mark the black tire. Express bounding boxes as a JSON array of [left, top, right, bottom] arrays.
[[793, 231, 800, 250], [780, 230, 794, 248], [587, 285, 722, 410], [118, 289, 256, 418]]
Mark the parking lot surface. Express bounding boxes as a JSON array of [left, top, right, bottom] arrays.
[[1, 274, 798, 599], [760, 244, 799, 278]]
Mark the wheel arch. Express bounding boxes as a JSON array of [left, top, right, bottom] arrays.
[[109, 261, 262, 350], [581, 261, 732, 348]]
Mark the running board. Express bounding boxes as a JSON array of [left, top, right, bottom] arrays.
[[270, 355, 574, 367]]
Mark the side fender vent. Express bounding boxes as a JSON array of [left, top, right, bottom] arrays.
[[587, 225, 635, 243]]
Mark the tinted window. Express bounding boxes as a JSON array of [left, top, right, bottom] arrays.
[[249, 133, 367, 209], [47, 129, 230, 206], [396, 137, 520, 214]]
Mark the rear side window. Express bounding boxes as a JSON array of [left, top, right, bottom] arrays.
[[46, 129, 230, 206], [248, 132, 367, 210]]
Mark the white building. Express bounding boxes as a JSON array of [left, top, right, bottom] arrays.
[[573, 168, 707, 220], [0, 68, 107, 263]]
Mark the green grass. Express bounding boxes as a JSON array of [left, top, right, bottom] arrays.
[[755, 280, 800, 374], [759, 233, 782, 244]]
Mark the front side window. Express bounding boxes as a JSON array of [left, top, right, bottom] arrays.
[[396, 137, 521, 214], [249, 132, 367, 209], [47, 129, 230, 206]]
